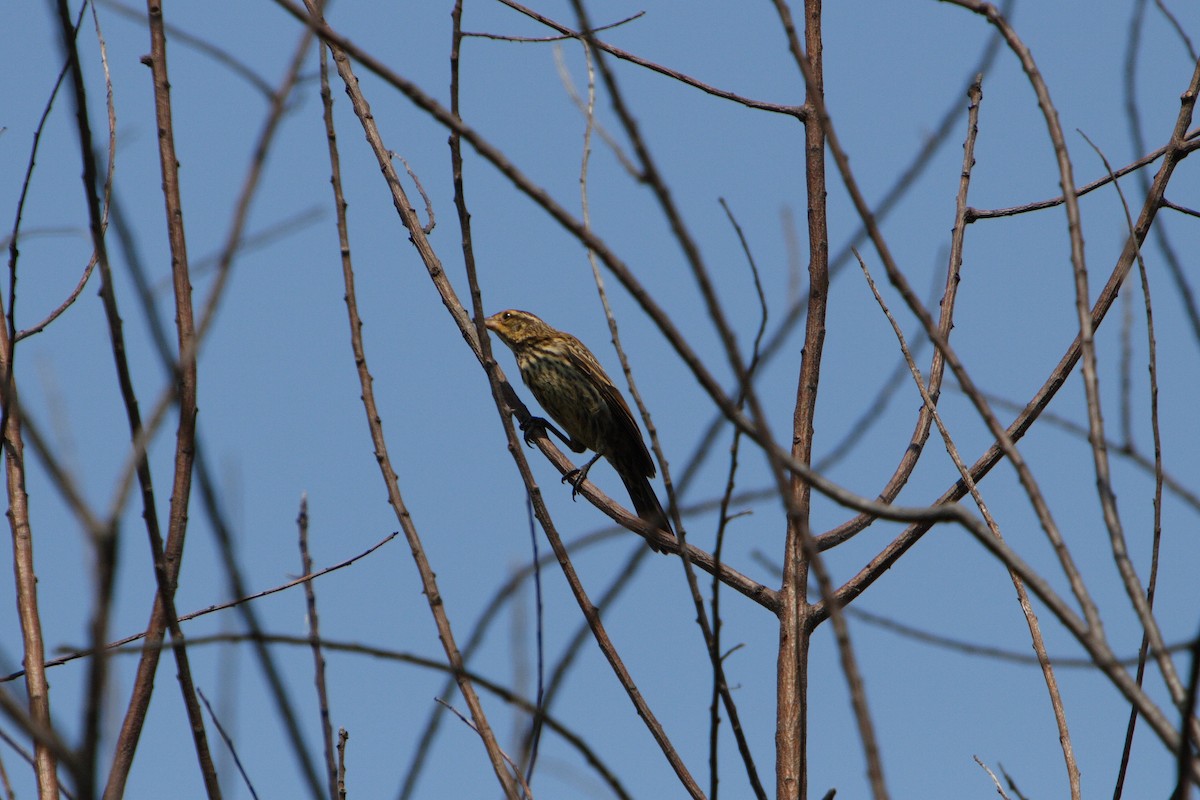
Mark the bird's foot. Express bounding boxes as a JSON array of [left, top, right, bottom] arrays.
[[519, 416, 552, 447], [562, 454, 602, 500], [520, 415, 584, 452]]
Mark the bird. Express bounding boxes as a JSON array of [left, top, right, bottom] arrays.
[[484, 309, 675, 552]]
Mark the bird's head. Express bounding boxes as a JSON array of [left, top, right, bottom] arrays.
[[484, 309, 552, 346]]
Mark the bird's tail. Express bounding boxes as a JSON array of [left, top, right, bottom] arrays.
[[618, 468, 675, 553]]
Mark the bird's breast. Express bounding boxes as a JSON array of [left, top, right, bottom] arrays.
[[517, 349, 609, 451]]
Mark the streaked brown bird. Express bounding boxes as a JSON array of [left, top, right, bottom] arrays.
[[485, 309, 674, 552]]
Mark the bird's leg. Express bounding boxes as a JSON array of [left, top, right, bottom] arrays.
[[520, 416, 585, 452], [563, 453, 603, 500]]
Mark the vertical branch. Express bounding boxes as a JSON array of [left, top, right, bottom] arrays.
[[770, 4, 895, 796], [771, 0, 827, 796], [145, 0, 199, 510], [0, 342, 53, 800], [313, 36, 351, 800], [103, 3, 221, 799], [336, 729, 348, 800]]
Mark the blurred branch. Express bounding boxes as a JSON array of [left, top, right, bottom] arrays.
[[197, 689, 260, 800], [1123, 0, 1200, 365], [51, 0, 122, 794], [129, 632, 638, 800], [97, 0, 278, 97]]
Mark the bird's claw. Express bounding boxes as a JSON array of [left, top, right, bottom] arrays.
[[519, 416, 549, 448], [561, 469, 585, 500], [562, 455, 599, 500]]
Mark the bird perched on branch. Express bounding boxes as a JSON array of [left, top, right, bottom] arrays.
[[485, 309, 674, 553]]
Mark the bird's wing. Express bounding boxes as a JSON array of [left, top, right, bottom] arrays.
[[564, 335, 656, 478]]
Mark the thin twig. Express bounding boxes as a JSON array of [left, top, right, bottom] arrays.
[[965, 130, 1198, 219], [0, 531, 400, 683], [518, 497, 546, 789], [496, 0, 804, 118], [336, 729, 347, 800], [1161, 197, 1200, 218], [297, 495, 339, 800], [464, 10, 644, 43], [974, 755, 1013, 800], [433, 700, 534, 800], [197, 689, 260, 800]]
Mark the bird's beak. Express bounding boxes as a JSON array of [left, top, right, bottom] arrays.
[[484, 314, 501, 333]]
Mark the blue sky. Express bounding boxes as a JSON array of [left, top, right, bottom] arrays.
[[2, 1, 1199, 798]]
